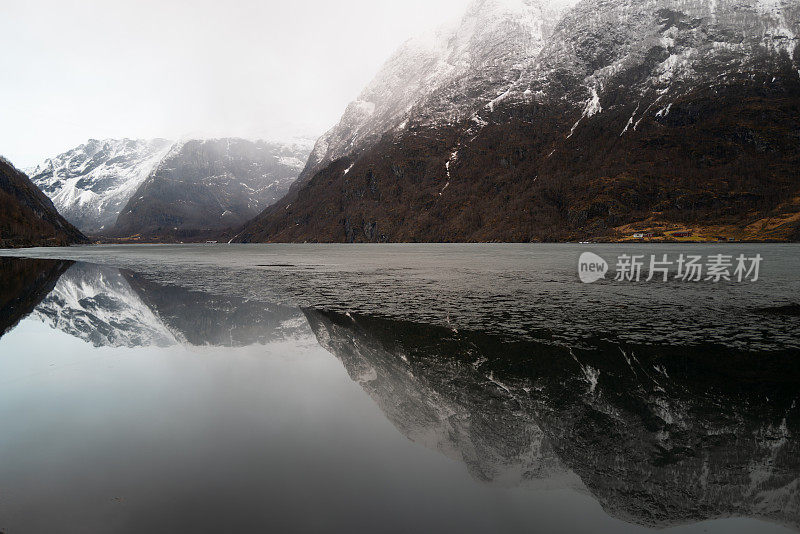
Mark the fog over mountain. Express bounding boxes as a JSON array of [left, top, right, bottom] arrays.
[[235, 0, 800, 243], [1, 0, 478, 169], [3, 0, 798, 244]]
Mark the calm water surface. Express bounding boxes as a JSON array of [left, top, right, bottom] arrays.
[[0, 244, 798, 533]]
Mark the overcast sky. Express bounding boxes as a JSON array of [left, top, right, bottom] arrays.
[[0, 0, 472, 168]]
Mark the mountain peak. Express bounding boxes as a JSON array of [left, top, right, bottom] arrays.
[[27, 139, 174, 234]]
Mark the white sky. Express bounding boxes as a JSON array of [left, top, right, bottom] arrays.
[[0, 0, 472, 168]]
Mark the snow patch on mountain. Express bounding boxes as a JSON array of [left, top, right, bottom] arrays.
[[568, 85, 603, 137]]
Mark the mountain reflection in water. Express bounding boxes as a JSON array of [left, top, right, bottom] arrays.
[[11, 260, 308, 348], [0, 257, 798, 533], [305, 310, 800, 529]]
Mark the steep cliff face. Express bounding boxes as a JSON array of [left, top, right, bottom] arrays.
[[111, 138, 310, 240], [305, 309, 800, 529], [236, 0, 800, 243], [0, 157, 88, 248]]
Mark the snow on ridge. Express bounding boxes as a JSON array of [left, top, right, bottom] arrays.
[[28, 136, 313, 233], [307, 0, 574, 174]]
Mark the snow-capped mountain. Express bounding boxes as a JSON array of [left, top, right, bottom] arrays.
[[236, 0, 800, 243], [515, 0, 800, 126], [306, 0, 798, 166], [301, 0, 576, 183], [28, 137, 313, 237], [111, 138, 312, 239], [27, 139, 173, 234]]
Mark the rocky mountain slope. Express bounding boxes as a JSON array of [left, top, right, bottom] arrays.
[[235, 0, 800, 243], [297, 0, 574, 186], [27, 139, 173, 234], [0, 157, 88, 248], [110, 138, 310, 240]]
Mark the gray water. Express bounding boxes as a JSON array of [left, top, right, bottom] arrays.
[[0, 244, 798, 533]]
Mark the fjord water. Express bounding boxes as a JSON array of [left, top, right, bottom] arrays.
[[0, 244, 798, 533]]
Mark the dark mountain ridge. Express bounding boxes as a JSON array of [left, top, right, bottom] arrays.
[[0, 157, 88, 248]]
